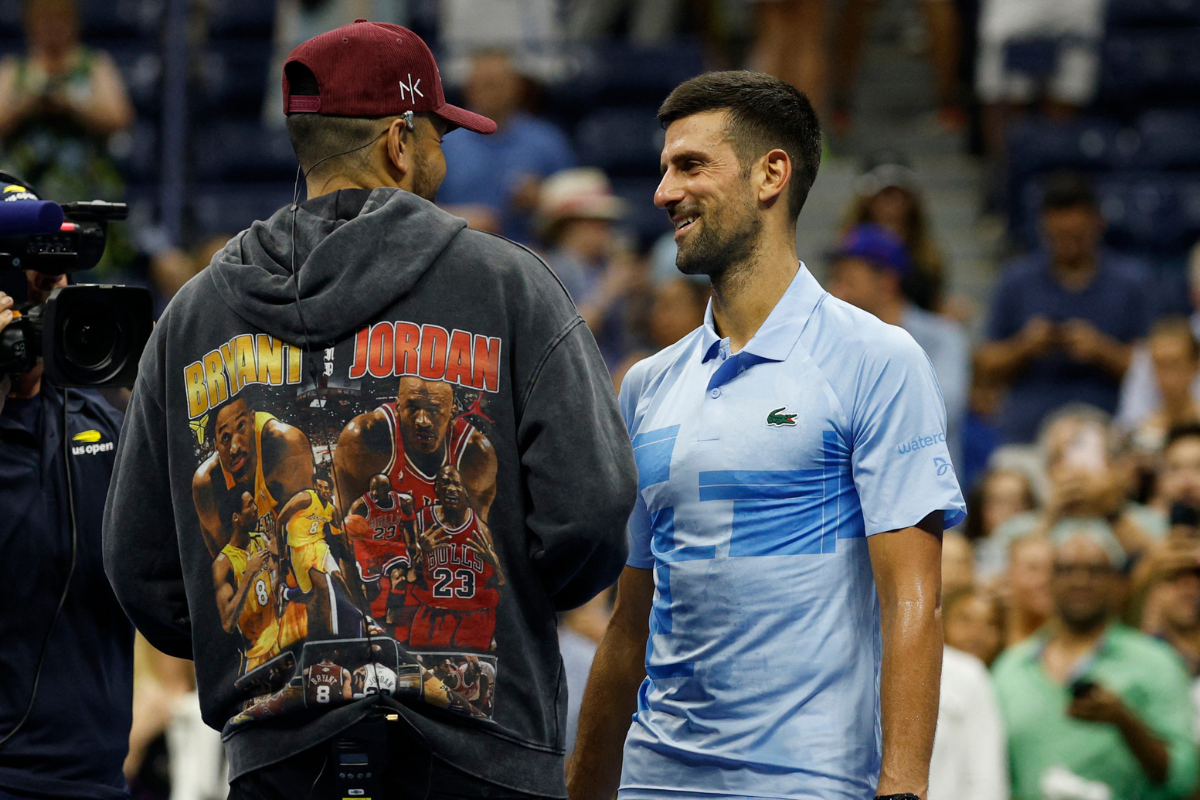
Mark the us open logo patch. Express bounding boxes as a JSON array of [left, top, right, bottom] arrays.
[[71, 429, 113, 455]]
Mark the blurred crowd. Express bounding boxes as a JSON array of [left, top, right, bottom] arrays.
[[3, 0, 1200, 798]]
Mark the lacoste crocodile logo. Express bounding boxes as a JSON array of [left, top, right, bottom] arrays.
[[767, 406, 797, 427]]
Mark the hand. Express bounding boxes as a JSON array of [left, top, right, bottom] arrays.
[[596, 256, 643, 306], [464, 526, 499, 569], [245, 549, 267, 576], [1145, 540, 1200, 580], [38, 90, 75, 117], [0, 292, 12, 400], [1019, 316, 1057, 358], [397, 493, 414, 519], [1061, 319, 1109, 365], [465, 525, 505, 586], [1068, 683, 1127, 725], [418, 527, 448, 558]]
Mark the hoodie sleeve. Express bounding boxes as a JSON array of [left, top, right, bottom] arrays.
[[103, 334, 193, 659], [517, 318, 637, 611]]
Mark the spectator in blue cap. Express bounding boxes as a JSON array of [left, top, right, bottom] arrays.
[[829, 222, 969, 467]]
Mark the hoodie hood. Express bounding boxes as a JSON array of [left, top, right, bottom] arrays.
[[207, 187, 467, 345]]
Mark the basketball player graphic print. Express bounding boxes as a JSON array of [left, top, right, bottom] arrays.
[[410, 465, 505, 650], [186, 325, 506, 732]]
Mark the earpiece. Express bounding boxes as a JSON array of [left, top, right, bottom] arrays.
[[401, 110, 415, 132]]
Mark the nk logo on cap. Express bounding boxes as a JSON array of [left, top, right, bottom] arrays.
[[398, 73, 423, 103]]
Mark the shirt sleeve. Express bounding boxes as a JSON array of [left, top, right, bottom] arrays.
[[619, 362, 655, 569], [102, 333, 194, 660], [849, 326, 967, 534], [1136, 644, 1199, 798], [518, 320, 636, 610]]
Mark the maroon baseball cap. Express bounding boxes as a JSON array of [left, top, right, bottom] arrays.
[[282, 19, 496, 134]]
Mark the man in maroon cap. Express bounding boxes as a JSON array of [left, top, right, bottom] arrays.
[[102, 20, 636, 800]]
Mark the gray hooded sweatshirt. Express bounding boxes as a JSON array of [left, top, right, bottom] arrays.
[[102, 187, 636, 795]]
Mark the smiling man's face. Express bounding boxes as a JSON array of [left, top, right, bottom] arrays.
[[654, 110, 763, 280]]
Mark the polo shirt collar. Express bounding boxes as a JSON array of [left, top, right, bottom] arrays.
[[700, 263, 824, 364]]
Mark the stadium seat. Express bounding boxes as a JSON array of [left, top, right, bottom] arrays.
[[189, 182, 295, 239], [197, 43, 273, 118], [1107, 0, 1200, 28], [1100, 31, 1200, 104], [1134, 110, 1200, 169], [0, 0, 21, 39], [1093, 173, 1196, 254], [192, 120, 296, 182], [1005, 117, 1122, 229], [1006, 117, 1121, 174], [592, 41, 706, 106], [575, 106, 663, 177], [207, 0, 275, 40], [543, 40, 706, 122], [1015, 173, 1200, 256], [80, 0, 163, 41], [105, 44, 162, 116], [109, 119, 158, 184]]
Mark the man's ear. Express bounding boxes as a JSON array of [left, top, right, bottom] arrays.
[[383, 117, 411, 182], [757, 148, 792, 208]]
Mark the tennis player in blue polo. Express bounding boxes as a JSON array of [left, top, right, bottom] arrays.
[[568, 72, 966, 800]]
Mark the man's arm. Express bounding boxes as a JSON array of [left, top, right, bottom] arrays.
[[868, 511, 944, 800], [104, 337, 194, 659], [517, 321, 636, 610], [974, 316, 1055, 386], [566, 565, 653, 800], [346, 497, 368, 521], [1060, 319, 1133, 380], [332, 411, 390, 509], [1068, 684, 1168, 784], [192, 460, 226, 558], [213, 551, 265, 633], [461, 430, 498, 521], [275, 490, 314, 542], [263, 421, 315, 504]]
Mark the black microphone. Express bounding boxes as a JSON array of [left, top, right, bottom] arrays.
[[0, 200, 65, 237]]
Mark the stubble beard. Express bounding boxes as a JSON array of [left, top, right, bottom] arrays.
[[675, 192, 762, 286], [411, 148, 440, 203]]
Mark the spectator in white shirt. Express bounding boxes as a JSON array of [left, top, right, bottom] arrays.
[[929, 643, 1010, 800]]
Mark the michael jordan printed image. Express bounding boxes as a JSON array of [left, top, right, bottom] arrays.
[[185, 324, 505, 729]]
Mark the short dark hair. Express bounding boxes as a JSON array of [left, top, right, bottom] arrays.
[[1042, 171, 1096, 212], [284, 62, 394, 178], [657, 71, 822, 221], [1166, 422, 1200, 451]]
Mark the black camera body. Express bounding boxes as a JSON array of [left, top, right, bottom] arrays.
[[0, 195, 153, 388]]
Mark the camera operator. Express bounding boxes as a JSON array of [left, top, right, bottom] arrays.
[[0, 272, 133, 799]]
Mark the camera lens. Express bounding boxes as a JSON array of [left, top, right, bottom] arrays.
[[63, 304, 121, 370], [43, 284, 151, 388]]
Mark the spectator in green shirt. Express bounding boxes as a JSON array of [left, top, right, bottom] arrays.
[[993, 533, 1198, 800]]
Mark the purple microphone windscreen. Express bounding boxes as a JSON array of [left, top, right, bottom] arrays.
[[0, 200, 64, 237]]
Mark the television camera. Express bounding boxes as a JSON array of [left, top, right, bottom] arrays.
[[0, 174, 152, 388]]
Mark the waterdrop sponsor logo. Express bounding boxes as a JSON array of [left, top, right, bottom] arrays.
[[896, 431, 946, 455]]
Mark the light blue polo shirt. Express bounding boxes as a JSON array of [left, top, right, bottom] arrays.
[[617, 265, 966, 800]]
